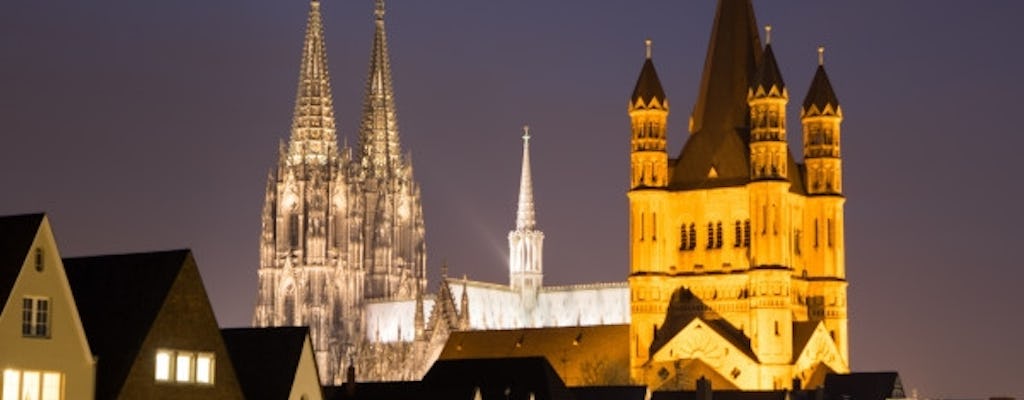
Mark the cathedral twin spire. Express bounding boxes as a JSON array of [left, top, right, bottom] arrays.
[[289, 0, 338, 166], [359, 0, 404, 178]]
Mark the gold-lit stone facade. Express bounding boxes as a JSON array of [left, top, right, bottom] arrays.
[[627, 0, 848, 390]]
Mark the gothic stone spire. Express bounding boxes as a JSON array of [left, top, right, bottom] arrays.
[[359, 0, 403, 177], [516, 126, 536, 230], [289, 0, 338, 165]]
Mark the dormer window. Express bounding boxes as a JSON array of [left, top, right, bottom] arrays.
[[155, 349, 215, 385]]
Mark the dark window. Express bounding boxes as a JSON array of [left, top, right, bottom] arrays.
[[289, 214, 300, 248], [688, 224, 697, 250], [734, 221, 742, 247], [743, 220, 751, 247], [35, 248, 44, 272], [706, 223, 714, 249], [22, 297, 50, 338], [680, 224, 688, 251]]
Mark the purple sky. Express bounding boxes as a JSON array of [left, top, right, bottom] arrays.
[[2, 1, 1022, 398]]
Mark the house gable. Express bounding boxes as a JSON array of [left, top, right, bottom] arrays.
[[66, 250, 243, 399], [0, 214, 95, 399]]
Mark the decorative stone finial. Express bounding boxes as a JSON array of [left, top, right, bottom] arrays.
[[818, 45, 825, 66], [645, 38, 652, 59], [375, 0, 385, 20], [441, 260, 448, 278], [522, 125, 530, 141], [764, 25, 772, 45]]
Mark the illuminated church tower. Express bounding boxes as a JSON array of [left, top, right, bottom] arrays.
[[627, 0, 848, 390], [254, 0, 426, 385]]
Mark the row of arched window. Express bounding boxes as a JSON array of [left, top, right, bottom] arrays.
[[678, 219, 752, 251]]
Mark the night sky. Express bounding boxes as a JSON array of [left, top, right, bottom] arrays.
[[2, 1, 1022, 398]]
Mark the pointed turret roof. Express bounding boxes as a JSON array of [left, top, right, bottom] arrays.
[[289, 0, 337, 161], [359, 0, 403, 177], [631, 40, 667, 106], [516, 126, 537, 231], [671, 0, 762, 189], [803, 49, 840, 113], [752, 44, 785, 95]]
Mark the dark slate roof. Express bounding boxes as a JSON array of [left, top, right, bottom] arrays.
[[824, 373, 904, 400], [222, 327, 315, 400], [0, 213, 43, 306], [64, 249, 190, 400], [651, 390, 788, 400], [324, 382, 423, 400], [423, 357, 575, 400], [803, 65, 840, 111], [752, 44, 785, 93], [571, 386, 647, 400], [671, 0, 761, 190], [632, 57, 667, 105]]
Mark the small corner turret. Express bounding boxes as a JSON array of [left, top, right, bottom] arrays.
[[629, 39, 669, 189], [802, 46, 844, 195]]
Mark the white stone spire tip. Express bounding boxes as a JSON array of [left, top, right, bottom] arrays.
[[645, 39, 652, 59], [818, 45, 825, 66], [764, 25, 772, 45], [522, 125, 530, 141]]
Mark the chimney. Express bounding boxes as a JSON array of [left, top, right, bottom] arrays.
[[697, 376, 713, 400]]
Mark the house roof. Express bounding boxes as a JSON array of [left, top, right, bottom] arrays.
[[221, 326, 314, 400], [651, 390, 788, 400], [64, 249, 191, 400], [571, 386, 647, 400], [423, 357, 574, 400], [824, 372, 904, 400], [791, 321, 821, 362], [0, 213, 44, 305], [324, 382, 423, 400]]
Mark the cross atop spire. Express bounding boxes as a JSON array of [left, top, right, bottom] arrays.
[[516, 126, 536, 231], [288, 0, 338, 164], [359, 0, 403, 177]]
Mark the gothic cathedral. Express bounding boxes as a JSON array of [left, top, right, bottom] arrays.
[[253, 0, 427, 385], [627, 0, 849, 390]]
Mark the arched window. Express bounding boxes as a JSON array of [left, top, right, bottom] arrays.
[[706, 223, 714, 249], [743, 220, 751, 247], [734, 221, 742, 248], [680, 224, 689, 251], [814, 219, 820, 248], [288, 214, 300, 249], [715, 222, 723, 249], [688, 224, 697, 250]]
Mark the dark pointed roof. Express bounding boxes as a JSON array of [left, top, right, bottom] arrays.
[[0, 213, 44, 304], [423, 357, 574, 400], [689, 0, 762, 136], [824, 373, 904, 400], [752, 44, 785, 94], [671, 0, 762, 189], [631, 57, 666, 106], [803, 64, 840, 111], [64, 249, 191, 400], [222, 327, 318, 400]]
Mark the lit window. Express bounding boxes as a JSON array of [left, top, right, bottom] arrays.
[[3, 370, 19, 400], [175, 353, 193, 382], [41, 373, 61, 400], [195, 353, 214, 384], [22, 371, 39, 400], [21, 297, 50, 338], [155, 350, 172, 381], [1, 370, 63, 400]]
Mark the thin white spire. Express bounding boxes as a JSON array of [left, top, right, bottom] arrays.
[[516, 126, 536, 230]]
